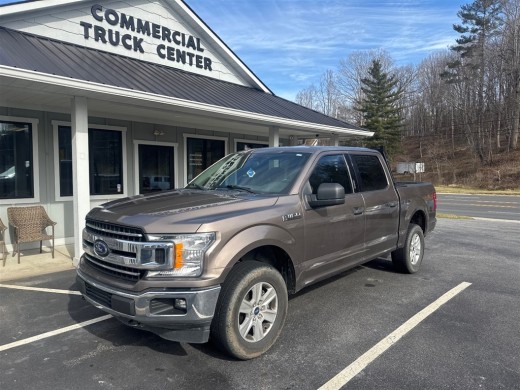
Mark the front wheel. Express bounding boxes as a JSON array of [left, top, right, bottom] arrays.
[[391, 223, 424, 274], [211, 261, 288, 360]]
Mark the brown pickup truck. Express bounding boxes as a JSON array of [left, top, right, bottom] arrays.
[[76, 146, 436, 359]]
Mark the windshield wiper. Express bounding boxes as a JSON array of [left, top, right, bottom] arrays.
[[186, 183, 206, 190], [222, 185, 256, 194]]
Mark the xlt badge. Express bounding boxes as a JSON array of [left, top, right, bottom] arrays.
[[282, 212, 302, 222]]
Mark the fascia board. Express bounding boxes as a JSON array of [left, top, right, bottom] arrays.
[[0, 65, 373, 137]]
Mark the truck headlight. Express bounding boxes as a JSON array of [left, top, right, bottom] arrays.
[[146, 233, 215, 277]]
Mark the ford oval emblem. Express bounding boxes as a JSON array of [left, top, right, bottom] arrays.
[[94, 239, 110, 257]]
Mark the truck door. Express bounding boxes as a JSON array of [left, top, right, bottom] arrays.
[[348, 153, 400, 259], [301, 154, 365, 285]]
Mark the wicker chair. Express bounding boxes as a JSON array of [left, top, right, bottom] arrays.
[[0, 218, 7, 266], [7, 206, 57, 263]]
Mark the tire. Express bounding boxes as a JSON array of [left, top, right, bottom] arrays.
[[211, 261, 288, 360], [391, 223, 424, 274]]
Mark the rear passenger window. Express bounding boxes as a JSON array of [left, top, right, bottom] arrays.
[[351, 154, 388, 191], [308, 155, 353, 194]]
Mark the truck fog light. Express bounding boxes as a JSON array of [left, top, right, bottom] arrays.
[[174, 298, 187, 311]]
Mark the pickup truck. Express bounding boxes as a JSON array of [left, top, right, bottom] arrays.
[[76, 146, 436, 359]]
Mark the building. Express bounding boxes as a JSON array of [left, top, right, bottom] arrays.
[[0, 0, 372, 265]]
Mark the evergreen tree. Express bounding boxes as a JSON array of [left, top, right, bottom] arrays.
[[356, 59, 404, 157]]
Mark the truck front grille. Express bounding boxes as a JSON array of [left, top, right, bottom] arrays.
[[84, 253, 145, 282], [85, 219, 144, 242]]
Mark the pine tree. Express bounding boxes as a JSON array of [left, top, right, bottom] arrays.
[[356, 59, 404, 157]]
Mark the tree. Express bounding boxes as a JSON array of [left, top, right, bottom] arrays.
[[442, 0, 504, 162], [355, 59, 404, 157], [337, 49, 394, 125], [501, 0, 520, 149]]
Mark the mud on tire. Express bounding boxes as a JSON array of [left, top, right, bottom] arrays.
[[210, 261, 288, 360]]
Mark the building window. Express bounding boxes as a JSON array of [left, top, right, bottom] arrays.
[[137, 143, 176, 194], [0, 120, 34, 199], [186, 136, 226, 183], [58, 126, 73, 197], [56, 125, 125, 197], [236, 140, 268, 151]]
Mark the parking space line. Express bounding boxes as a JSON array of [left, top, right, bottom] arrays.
[[0, 283, 82, 295], [0, 315, 113, 352], [318, 282, 472, 390]]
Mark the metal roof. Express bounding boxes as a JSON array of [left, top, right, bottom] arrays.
[[0, 27, 367, 133]]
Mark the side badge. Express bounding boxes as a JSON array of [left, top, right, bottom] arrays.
[[282, 212, 302, 222]]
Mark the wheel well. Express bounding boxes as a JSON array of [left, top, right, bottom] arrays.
[[410, 210, 426, 232], [238, 246, 296, 294]]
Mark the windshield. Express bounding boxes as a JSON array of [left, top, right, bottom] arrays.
[[186, 151, 311, 194]]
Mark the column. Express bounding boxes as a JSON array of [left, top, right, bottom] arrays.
[[269, 126, 279, 147], [71, 96, 90, 267]]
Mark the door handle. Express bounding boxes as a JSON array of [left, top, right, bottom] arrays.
[[353, 206, 364, 215], [386, 201, 398, 208]]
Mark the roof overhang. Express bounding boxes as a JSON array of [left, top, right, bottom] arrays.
[[0, 65, 373, 138]]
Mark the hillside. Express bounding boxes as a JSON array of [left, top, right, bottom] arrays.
[[394, 139, 520, 190]]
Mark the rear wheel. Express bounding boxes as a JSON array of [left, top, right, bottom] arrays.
[[211, 261, 288, 360], [391, 223, 424, 274]]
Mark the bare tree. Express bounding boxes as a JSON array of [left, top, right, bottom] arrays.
[[501, 0, 520, 149]]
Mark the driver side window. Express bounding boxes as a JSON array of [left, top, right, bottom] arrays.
[[308, 155, 353, 195]]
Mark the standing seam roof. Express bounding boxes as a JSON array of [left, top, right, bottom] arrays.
[[0, 27, 367, 131]]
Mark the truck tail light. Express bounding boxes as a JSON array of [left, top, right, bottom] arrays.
[[433, 191, 437, 211]]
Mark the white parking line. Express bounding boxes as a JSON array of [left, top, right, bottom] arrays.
[[318, 282, 472, 390], [0, 283, 82, 295], [0, 315, 113, 352]]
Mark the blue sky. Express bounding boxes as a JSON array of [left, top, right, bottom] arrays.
[[0, 0, 467, 100], [186, 0, 466, 99]]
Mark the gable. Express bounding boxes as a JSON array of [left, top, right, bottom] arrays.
[[0, 0, 263, 89]]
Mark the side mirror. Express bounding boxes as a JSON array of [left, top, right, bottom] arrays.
[[307, 183, 345, 208]]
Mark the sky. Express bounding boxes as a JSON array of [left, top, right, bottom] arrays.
[[185, 0, 467, 100], [0, 0, 467, 100]]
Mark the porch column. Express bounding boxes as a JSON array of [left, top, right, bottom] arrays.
[[269, 126, 279, 147], [71, 96, 90, 267], [331, 133, 339, 146]]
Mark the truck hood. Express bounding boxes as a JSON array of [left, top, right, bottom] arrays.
[[87, 189, 278, 233]]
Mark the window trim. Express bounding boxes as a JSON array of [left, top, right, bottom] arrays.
[[52, 121, 128, 202], [234, 138, 268, 152], [183, 134, 228, 186], [0, 115, 40, 204], [133, 140, 179, 195]]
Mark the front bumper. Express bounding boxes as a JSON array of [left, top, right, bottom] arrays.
[[76, 267, 221, 343]]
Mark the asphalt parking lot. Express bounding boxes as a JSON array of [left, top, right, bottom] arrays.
[[1, 218, 519, 390]]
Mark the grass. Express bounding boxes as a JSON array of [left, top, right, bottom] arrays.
[[435, 185, 520, 195], [436, 212, 473, 220]]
